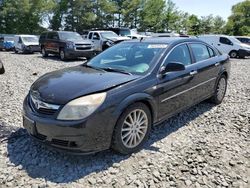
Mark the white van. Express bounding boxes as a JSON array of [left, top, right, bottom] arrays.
[[14, 35, 41, 53], [197, 35, 250, 58]]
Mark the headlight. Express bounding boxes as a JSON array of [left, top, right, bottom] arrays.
[[66, 42, 74, 49], [57, 92, 106, 120]]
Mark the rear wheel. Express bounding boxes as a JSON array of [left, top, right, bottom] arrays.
[[41, 47, 48, 57], [229, 51, 238, 58], [111, 103, 151, 154], [0, 65, 5, 74], [209, 75, 227, 104]]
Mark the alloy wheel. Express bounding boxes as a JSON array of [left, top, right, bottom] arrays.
[[121, 109, 148, 148], [217, 77, 226, 101], [60, 50, 65, 60]]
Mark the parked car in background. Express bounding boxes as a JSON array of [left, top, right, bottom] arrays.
[[87, 30, 130, 52], [3, 36, 14, 51], [0, 37, 4, 51], [14, 35, 41, 53], [198, 35, 250, 58], [0, 59, 5, 74], [23, 38, 230, 155], [235, 36, 250, 45], [39, 31, 94, 61], [127, 33, 150, 40], [105, 28, 131, 36]]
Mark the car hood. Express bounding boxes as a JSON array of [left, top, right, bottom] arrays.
[[106, 36, 130, 42], [23, 41, 39, 46], [65, 38, 92, 44], [31, 66, 139, 104]]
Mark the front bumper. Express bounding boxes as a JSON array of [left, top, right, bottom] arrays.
[[65, 48, 95, 59], [238, 49, 250, 57], [23, 96, 116, 154], [24, 45, 41, 53]]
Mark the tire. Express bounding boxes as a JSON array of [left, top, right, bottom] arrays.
[[209, 75, 227, 104], [14, 48, 18, 53], [111, 102, 152, 155], [229, 51, 238, 58], [0, 65, 5, 74], [41, 47, 48, 57], [59, 48, 67, 61]]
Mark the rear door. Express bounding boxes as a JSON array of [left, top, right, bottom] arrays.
[[46, 32, 59, 53], [188, 43, 221, 99]]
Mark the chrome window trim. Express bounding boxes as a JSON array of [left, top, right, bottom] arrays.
[[161, 77, 216, 103]]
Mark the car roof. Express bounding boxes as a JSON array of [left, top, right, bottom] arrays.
[[124, 37, 204, 45]]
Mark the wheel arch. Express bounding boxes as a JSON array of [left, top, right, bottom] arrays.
[[113, 93, 158, 125]]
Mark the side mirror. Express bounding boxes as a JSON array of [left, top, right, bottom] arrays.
[[160, 62, 185, 75]]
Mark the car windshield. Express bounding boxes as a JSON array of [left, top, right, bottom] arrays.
[[229, 36, 242, 44], [100, 31, 118, 38], [87, 43, 168, 75], [22, 36, 38, 43], [59, 32, 82, 40]]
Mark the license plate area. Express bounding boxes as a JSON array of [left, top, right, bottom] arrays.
[[23, 116, 36, 135]]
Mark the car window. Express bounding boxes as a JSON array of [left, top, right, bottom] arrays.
[[219, 37, 232, 45], [207, 46, 216, 57], [88, 32, 93, 39], [165, 44, 191, 66], [190, 43, 210, 62], [93, 33, 100, 40], [40, 33, 46, 40], [47, 32, 58, 40]]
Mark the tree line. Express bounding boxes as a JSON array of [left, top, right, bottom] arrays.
[[0, 0, 249, 36]]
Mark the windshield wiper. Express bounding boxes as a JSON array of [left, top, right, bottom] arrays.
[[102, 67, 132, 75], [82, 64, 106, 72]]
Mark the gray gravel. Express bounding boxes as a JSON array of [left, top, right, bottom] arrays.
[[0, 52, 249, 188]]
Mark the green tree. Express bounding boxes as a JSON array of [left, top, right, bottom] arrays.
[[122, 0, 142, 28], [212, 16, 225, 34], [187, 14, 200, 35], [224, 0, 250, 35], [162, 0, 179, 32], [199, 15, 213, 34], [0, 0, 54, 34], [139, 0, 165, 32]]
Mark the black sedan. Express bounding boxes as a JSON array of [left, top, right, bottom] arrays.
[[23, 38, 230, 155]]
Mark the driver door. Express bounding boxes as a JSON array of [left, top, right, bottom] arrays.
[[92, 32, 102, 51], [157, 44, 199, 121]]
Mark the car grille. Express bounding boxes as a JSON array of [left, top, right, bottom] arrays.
[[33, 133, 77, 148], [75, 44, 92, 51], [29, 94, 60, 116]]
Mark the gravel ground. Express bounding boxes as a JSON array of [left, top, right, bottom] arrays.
[[0, 52, 249, 188]]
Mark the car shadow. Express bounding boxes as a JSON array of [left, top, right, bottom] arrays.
[[6, 101, 214, 183]]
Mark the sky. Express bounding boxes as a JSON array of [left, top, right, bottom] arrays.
[[172, 0, 244, 20]]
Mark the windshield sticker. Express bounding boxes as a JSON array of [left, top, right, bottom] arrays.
[[148, 44, 168, 49]]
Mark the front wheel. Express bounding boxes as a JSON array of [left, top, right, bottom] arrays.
[[59, 48, 67, 61], [41, 47, 48, 57], [209, 75, 227, 104], [111, 103, 152, 155], [229, 51, 238, 58]]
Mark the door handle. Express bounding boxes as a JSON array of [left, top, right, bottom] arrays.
[[190, 70, 198, 76], [215, 62, 220, 67]]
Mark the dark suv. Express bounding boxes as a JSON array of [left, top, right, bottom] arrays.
[[39, 31, 95, 60]]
